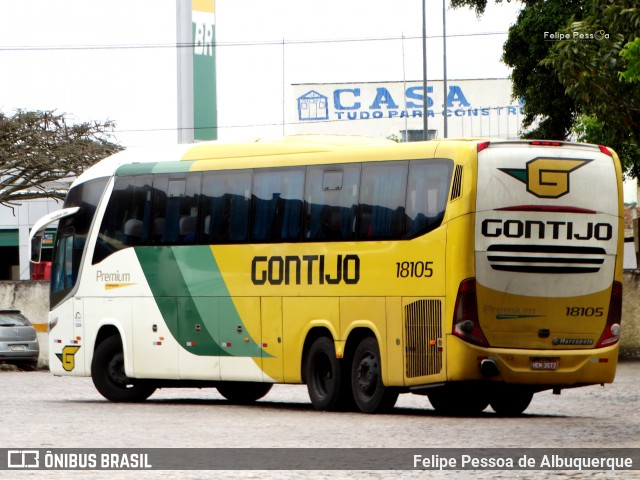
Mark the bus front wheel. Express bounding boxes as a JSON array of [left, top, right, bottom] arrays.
[[91, 335, 156, 402], [217, 382, 273, 403], [351, 336, 399, 413]]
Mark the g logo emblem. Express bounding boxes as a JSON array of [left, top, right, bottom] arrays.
[[500, 158, 591, 198], [56, 345, 81, 372]]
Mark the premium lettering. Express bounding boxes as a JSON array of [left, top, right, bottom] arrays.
[[96, 270, 131, 282]]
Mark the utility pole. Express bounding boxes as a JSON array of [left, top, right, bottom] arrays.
[[422, 0, 429, 140], [442, 0, 448, 138]]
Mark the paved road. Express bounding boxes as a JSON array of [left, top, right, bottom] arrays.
[[2, 361, 639, 479]]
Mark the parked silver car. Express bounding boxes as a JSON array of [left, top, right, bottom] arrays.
[[0, 310, 39, 370]]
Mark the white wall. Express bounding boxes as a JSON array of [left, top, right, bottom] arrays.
[[290, 79, 523, 140]]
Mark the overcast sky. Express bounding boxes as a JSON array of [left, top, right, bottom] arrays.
[[0, 0, 523, 145]]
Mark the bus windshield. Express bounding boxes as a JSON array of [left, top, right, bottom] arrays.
[[50, 177, 109, 308]]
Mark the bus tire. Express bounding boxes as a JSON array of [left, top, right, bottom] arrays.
[[217, 382, 273, 403], [351, 336, 398, 413], [91, 335, 156, 402], [427, 386, 490, 415], [305, 336, 346, 411], [489, 387, 533, 416]]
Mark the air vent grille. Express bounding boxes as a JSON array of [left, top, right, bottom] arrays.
[[405, 299, 442, 378]]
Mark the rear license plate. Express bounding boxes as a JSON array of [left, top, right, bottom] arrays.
[[531, 358, 559, 370], [9, 344, 28, 351]]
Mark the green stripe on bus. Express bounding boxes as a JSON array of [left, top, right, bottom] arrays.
[[151, 161, 195, 174], [116, 161, 195, 176], [135, 246, 265, 358], [172, 246, 268, 358], [115, 163, 158, 176], [135, 246, 226, 356]]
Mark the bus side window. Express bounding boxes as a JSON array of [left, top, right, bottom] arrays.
[[304, 165, 359, 241], [92, 175, 152, 264], [201, 171, 251, 244], [359, 162, 408, 240], [251, 168, 304, 242], [404, 160, 453, 238], [151, 173, 201, 245]]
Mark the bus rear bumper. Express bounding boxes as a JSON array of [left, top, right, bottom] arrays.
[[445, 335, 619, 387]]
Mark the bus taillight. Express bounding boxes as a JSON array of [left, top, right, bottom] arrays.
[[477, 141, 490, 152], [596, 281, 622, 348], [598, 145, 613, 157], [530, 140, 563, 147], [453, 278, 489, 347]]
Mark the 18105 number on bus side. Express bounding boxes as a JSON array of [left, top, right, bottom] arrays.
[[395, 261, 434, 278]]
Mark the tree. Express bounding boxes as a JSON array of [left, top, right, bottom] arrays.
[[0, 110, 122, 206], [454, 0, 640, 176], [503, 0, 586, 139], [450, 0, 503, 16], [544, 0, 640, 176], [453, 0, 583, 139], [620, 37, 640, 84]]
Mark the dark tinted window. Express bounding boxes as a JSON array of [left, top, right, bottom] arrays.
[[251, 168, 304, 242], [358, 162, 408, 239], [201, 171, 251, 243], [89, 158, 453, 264], [151, 173, 201, 245], [404, 160, 453, 238], [92, 175, 152, 264], [304, 165, 360, 240]]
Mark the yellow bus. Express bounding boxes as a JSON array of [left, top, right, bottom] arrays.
[[30, 135, 623, 415]]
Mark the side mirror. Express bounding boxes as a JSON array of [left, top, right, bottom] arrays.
[[30, 233, 43, 264], [29, 206, 80, 265]]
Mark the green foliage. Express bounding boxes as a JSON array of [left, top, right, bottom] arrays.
[[574, 114, 640, 179], [620, 37, 640, 83], [544, 0, 640, 176], [0, 110, 122, 206], [450, 0, 510, 16], [455, 0, 640, 176], [502, 0, 583, 139]]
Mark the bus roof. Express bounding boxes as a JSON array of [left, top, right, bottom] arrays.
[[72, 135, 614, 186], [73, 135, 401, 185]]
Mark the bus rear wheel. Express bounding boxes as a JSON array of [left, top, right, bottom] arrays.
[[427, 386, 490, 416], [351, 336, 398, 413], [91, 335, 156, 402], [305, 336, 352, 411], [489, 387, 533, 416], [217, 382, 273, 403]]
